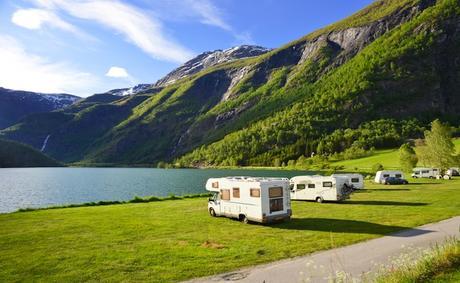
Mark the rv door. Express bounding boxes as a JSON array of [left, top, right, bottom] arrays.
[[209, 192, 221, 214]]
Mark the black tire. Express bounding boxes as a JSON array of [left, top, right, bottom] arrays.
[[316, 197, 323, 203], [239, 214, 249, 224], [403, 181, 408, 185], [209, 208, 216, 217]]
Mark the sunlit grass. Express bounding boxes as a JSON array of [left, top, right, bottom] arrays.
[[0, 178, 459, 282]]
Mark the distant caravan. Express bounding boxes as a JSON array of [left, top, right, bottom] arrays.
[[289, 175, 353, 203], [206, 177, 292, 224], [411, 168, 439, 179], [332, 173, 364, 190], [374, 170, 404, 184]]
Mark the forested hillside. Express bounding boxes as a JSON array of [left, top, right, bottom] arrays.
[[1, 0, 459, 167], [0, 139, 61, 167]]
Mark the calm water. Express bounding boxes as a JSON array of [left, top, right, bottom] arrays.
[[0, 167, 312, 213]]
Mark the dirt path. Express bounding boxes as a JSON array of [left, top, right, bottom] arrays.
[[186, 216, 460, 283]]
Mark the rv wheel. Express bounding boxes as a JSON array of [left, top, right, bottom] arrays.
[[316, 197, 323, 203], [209, 208, 216, 217], [239, 214, 249, 224]]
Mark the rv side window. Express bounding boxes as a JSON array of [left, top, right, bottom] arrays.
[[296, 184, 306, 190], [395, 174, 402, 178], [323, 182, 333, 188], [308, 184, 315, 189], [212, 182, 219, 188], [221, 189, 230, 201], [269, 187, 283, 198], [351, 178, 359, 183], [383, 174, 390, 178], [422, 170, 429, 174], [250, 188, 260, 198], [233, 188, 240, 198]]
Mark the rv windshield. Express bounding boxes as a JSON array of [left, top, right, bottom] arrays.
[[209, 192, 218, 202]]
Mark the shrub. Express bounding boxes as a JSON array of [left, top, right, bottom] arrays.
[[372, 163, 384, 172]]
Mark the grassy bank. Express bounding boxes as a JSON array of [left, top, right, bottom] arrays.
[[1, 178, 459, 282], [375, 239, 460, 282], [16, 193, 212, 212]]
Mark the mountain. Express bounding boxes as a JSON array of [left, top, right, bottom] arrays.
[[99, 45, 270, 98], [0, 139, 62, 167], [1, 0, 459, 167], [0, 88, 80, 129], [154, 45, 271, 87]]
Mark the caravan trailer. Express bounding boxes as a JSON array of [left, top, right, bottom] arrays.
[[332, 173, 364, 189], [290, 175, 353, 203], [411, 168, 440, 179], [374, 170, 404, 184], [206, 177, 292, 224]]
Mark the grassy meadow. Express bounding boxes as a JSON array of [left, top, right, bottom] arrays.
[[1, 178, 460, 282], [330, 139, 460, 172]]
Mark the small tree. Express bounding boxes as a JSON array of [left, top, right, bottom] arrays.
[[420, 119, 456, 171], [399, 143, 418, 172], [372, 163, 384, 173]]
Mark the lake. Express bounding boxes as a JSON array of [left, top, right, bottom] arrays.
[[0, 167, 313, 213]]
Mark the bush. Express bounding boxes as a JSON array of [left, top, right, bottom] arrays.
[[372, 163, 384, 173]]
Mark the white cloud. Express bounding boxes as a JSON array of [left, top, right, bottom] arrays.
[[29, 0, 195, 63], [183, 0, 253, 44], [0, 34, 98, 96], [106, 66, 129, 78], [184, 0, 232, 31], [11, 8, 93, 40]]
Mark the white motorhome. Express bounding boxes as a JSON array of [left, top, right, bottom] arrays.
[[290, 175, 353, 203], [411, 168, 440, 179], [206, 176, 292, 224], [332, 173, 364, 190], [374, 170, 404, 184]]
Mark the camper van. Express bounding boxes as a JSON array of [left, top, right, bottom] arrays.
[[290, 175, 353, 203], [374, 170, 405, 184], [332, 173, 364, 190], [206, 176, 292, 224], [411, 168, 440, 179]]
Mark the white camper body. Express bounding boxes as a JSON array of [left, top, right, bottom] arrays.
[[332, 173, 364, 189], [411, 168, 440, 178], [374, 170, 404, 183], [206, 176, 292, 223], [289, 175, 352, 203]]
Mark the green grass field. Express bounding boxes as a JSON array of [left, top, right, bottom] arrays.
[[330, 139, 460, 171], [1, 178, 459, 282]]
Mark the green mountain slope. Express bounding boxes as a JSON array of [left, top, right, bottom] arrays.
[[0, 139, 61, 167], [178, 0, 460, 166], [1, 0, 459, 167]]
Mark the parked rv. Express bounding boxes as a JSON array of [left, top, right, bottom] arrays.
[[332, 173, 364, 190], [411, 168, 440, 179], [290, 175, 353, 203], [206, 176, 292, 224], [374, 170, 404, 184], [447, 168, 459, 177]]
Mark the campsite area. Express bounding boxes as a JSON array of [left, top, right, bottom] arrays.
[[1, 178, 459, 282]]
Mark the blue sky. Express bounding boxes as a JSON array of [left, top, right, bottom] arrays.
[[0, 0, 374, 97]]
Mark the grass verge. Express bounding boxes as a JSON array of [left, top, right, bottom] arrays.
[[375, 238, 460, 282], [16, 193, 212, 212]]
